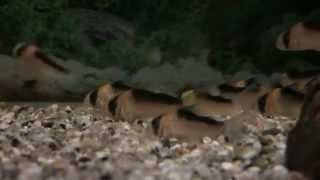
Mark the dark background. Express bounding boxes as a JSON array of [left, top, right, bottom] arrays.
[[0, 0, 319, 74]]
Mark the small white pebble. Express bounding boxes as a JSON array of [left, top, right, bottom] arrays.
[[248, 166, 261, 173], [50, 104, 59, 111], [221, 162, 234, 171], [65, 106, 72, 111], [181, 142, 188, 147], [169, 138, 178, 143], [225, 145, 234, 152], [202, 136, 212, 144], [171, 144, 182, 150], [211, 140, 220, 146], [276, 142, 286, 150], [144, 176, 155, 180], [123, 123, 131, 131], [144, 159, 157, 167], [273, 165, 288, 173]]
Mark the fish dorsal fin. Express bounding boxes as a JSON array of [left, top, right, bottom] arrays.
[[181, 89, 197, 106], [177, 107, 224, 125], [131, 88, 182, 104]]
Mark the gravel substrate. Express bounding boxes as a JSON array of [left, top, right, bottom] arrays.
[[0, 103, 308, 180]]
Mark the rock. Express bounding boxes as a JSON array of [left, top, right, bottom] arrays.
[[261, 165, 288, 180], [211, 168, 223, 180], [193, 164, 212, 179], [65, 8, 135, 46], [236, 166, 260, 180], [177, 59, 225, 88], [129, 63, 184, 97], [234, 137, 262, 160], [17, 163, 42, 180], [286, 76, 320, 180], [202, 136, 212, 144], [129, 60, 225, 97]]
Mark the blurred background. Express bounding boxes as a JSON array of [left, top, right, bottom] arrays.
[[0, 0, 319, 74], [1, 0, 320, 101]]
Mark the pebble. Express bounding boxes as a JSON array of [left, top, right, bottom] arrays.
[[202, 136, 212, 144], [235, 137, 262, 160], [0, 103, 304, 180]]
